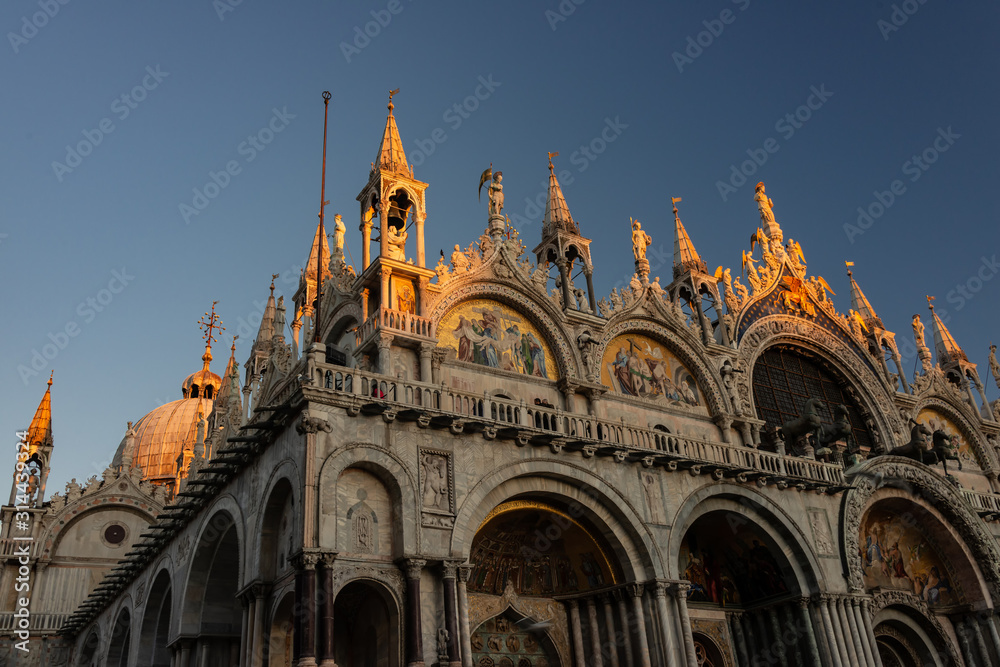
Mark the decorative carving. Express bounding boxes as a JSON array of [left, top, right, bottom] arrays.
[[419, 449, 453, 513]]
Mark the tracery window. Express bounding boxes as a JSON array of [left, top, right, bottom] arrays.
[[752, 346, 874, 450]]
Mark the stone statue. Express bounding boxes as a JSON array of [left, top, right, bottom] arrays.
[[631, 219, 651, 261], [450, 244, 470, 273], [912, 314, 926, 346], [435, 251, 450, 284], [754, 181, 778, 233], [989, 344, 1000, 390], [333, 214, 346, 253], [386, 224, 407, 261], [577, 330, 598, 379], [437, 627, 450, 658], [649, 276, 666, 299], [488, 171, 504, 216]]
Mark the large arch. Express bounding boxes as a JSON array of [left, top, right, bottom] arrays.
[[451, 458, 662, 581], [735, 317, 904, 450], [912, 395, 995, 473], [592, 318, 729, 418], [258, 472, 296, 583], [871, 598, 958, 667], [264, 590, 296, 667], [842, 457, 1000, 598], [317, 443, 419, 557], [137, 568, 173, 666], [667, 484, 826, 594]]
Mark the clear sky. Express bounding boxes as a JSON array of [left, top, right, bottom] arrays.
[[3, 0, 999, 493]]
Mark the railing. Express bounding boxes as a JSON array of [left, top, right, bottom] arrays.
[[312, 362, 845, 485], [0, 612, 69, 632], [0, 539, 33, 558], [356, 307, 434, 347], [963, 489, 1000, 513]]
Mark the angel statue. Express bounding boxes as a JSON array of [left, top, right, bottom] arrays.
[[808, 275, 835, 303], [478, 164, 504, 216]]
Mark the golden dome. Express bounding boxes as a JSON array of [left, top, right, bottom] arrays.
[[113, 398, 213, 482], [182, 368, 222, 399]]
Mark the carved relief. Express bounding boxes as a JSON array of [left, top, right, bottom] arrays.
[[807, 508, 835, 556], [419, 449, 453, 513]]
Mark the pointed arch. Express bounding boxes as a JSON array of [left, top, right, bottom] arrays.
[[137, 568, 173, 667]]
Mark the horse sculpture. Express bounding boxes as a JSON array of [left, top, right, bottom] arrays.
[[780, 398, 824, 456], [930, 429, 962, 476], [815, 404, 853, 459], [884, 422, 935, 464]]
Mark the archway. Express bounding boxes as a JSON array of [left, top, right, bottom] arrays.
[[872, 605, 954, 667], [182, 510, 243, 664], [105, 607, 131, 667], [137, 570, 173, 667], [333, 580, 401, 667], [691, 632, 725, 667], [77, 629, 100, 667]]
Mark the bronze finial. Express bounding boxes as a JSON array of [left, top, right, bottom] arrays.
[[926, 295, 936, 310], [547, 151, 559, 171], [270, 273, 279, 294], [671, 196, 682, 221], [388, 88, 400, 112], [845, 260, 854, 277], [48, 370, 53, 386], [198, 301, 225, 348]]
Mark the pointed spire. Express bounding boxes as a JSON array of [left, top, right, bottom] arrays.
[[27, 372, 53, 450], [928, 296, 968, 364], [305, 221, 333, 288], [374, 88, 409, 175], [255, 276, 278, 347], [217, 336, 240, 405], [196, 302, 224, 372], [846, 263, 880, 326], [672, 198, 708, 278], [542, 153, 578, 234]]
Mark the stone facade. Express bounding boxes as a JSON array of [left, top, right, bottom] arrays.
[[12, 98, 1000, 667]]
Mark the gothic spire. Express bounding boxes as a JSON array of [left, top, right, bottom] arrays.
[[27, 372, 54, 451], [672, 198, 707, 278], [374, 88, 409, 175], [928, 296, 968, 364], [542, 153, 578, 235], [304, 219, 333, 288], [846, 264, 880, 326], [255, 276, 278, 348]]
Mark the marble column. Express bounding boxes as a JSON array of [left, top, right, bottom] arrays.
[[822, 597, 847, 667], [442, 563, 461, 666], [239, 594, 252, 667], [860, 601, 884, 667], [456, 565, 474, 667], [299, 557, 319, 667], [252, 584, 266, 667], [630, 584, 652, 667], [835, 598, 860, 667], [319, 555, 337, 667], [653, 583, 678, 666], [850, 598, 874, 667], [767, 606, 788, 667], [987, 615, 1000, 661], [730, 613, 750, 667], [602, 595, 621, 667], [179, 642, 192, 667], [956, 620, 976, 667], [403, 559, 426, 667], [567, 599, 586, 667], [797, 598, 821, 667], [674, 583, 698, 667], [586, 597, 605, 667], [615, 591, 635, 667], [970, 615, 992, 667]]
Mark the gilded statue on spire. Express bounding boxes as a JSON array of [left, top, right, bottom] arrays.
[[754, 181, 782, 241], [631, 218, 651, 261], [989, 343, 1000, 390]]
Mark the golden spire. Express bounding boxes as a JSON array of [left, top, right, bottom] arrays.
[[27, 372, 54, 452], [845, 262, 879, 325], [671, 197, 707, 277], [197, 301, 224, 372], [542, 153, 577, 234], [375, 88, 408, 174]]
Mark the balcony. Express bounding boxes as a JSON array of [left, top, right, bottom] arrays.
[[310, 362, 846, 487], [355, 307, 435, 348]]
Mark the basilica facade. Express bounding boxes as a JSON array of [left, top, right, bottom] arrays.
[[5, 95, 1000, 667]]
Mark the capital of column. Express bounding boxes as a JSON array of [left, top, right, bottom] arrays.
[[377, 333, 394, 351], [456, 564, 472, 584], [293, 551, 321, 571], [629, 582, 647, 599], [402, 558, 426, 581], [419, 342, 436, 358], [653, 581, 670, 599], [673, 582, 692, 598], [797, 596, 813, 610], [320, 552, 338, 568], [442, 560, 460, 579]]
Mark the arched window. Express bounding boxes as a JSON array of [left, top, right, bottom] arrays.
[[752, 346, 874, 449]]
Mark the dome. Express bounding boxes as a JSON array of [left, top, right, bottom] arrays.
[[112, 398, 213, 482]]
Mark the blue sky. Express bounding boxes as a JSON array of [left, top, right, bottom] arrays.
[[3, 0, 999, 492]]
